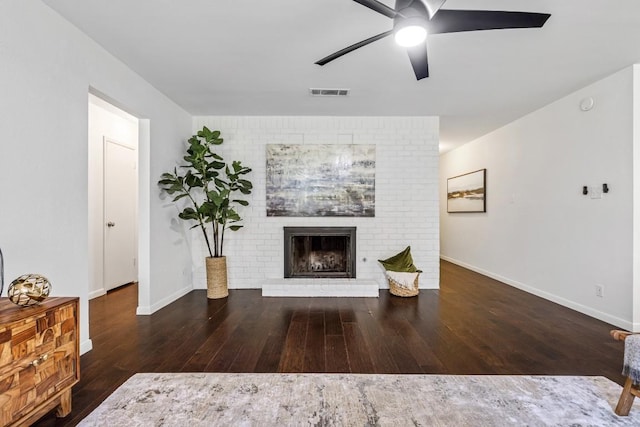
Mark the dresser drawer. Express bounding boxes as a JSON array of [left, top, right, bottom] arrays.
[[0, 298, 79, 426]]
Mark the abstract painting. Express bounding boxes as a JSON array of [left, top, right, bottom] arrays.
[[447, 169, 486, 213], [266, 144, 375, 217]]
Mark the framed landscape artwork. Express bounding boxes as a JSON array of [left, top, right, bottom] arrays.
[[266, 144, 375, 217], [447, 169, 486, 213]]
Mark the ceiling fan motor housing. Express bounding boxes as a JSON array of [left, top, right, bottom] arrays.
[[394, 0, 430, 34]]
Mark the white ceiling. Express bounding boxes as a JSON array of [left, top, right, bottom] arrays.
[[43, 0, 640, 152]]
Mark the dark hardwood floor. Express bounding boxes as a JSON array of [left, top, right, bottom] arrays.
[[36, 260, 626, 425]]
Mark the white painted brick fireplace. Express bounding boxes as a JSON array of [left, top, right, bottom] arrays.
[[189, 116, 440, 294]]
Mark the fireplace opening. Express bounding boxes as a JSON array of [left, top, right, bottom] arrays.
[[284, 227, 356, 278]]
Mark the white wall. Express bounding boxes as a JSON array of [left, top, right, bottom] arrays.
[[0, 1, 192, 353], [188, 116, 440, 290], [88, 94, 139, 300], [633, 64, 640, 330], [441, 66, 635, 329]]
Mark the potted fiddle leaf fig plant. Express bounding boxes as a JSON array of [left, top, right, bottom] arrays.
[[158, 126, 252, 299]]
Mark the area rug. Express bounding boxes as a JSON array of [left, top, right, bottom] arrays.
[[78, 373, 639, 426]]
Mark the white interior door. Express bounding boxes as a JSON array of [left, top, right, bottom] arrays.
[[104, 138, 137, 291]]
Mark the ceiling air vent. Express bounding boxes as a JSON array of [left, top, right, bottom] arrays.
[[310, 88, 350, 97]]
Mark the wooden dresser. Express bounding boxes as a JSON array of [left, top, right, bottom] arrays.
[[0, 297, 80, 426]]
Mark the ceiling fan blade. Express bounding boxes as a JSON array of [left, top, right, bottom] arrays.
[[428, 10, 551, 34], [420, 0, 447, 19], [406, 41, 429, 80], [315, 30, 393, 66], [352, 0, 398, 19]]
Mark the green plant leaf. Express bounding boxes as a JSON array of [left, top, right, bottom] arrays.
[[226, 209, 240, 221], [197, 126, 211, 139], [200, 202, 217, 215], [210, 192, 224, 207], [237, 179, 253, 188], [229, 225, 243, 231], [172, 193, 189, 202], [233, 199, 249, 206], [179, 209, 199, 221], [214, 178, 229, 188], [204, 170, 220, 180]]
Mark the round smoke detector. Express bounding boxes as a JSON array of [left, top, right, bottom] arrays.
[[580, 97, 594, 111]]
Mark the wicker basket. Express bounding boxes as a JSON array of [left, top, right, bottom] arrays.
[[206, 256, 228, 299], [387, 273, 420, 297]]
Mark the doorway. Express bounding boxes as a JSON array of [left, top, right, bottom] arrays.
[[104, 138, 137, 290], [88, 94, 139, 298]]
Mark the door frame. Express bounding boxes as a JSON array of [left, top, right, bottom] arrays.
[[88, 94, 140, 299]]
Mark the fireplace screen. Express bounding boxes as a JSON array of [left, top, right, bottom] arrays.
[[284, 227, 356, 278]]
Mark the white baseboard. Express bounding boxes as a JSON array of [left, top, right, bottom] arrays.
[[80, 339, 93, 355], [88, 288, 106, 300], [136, 285, 192, 315], [440, 255, 633, 331]]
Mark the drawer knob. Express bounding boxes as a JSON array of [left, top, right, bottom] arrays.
[[31, 353, 49, 367]]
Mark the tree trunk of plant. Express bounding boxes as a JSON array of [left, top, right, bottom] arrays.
[[206, 256, 228, 299]]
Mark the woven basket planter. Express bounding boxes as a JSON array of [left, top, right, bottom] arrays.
[[387, 273, 420, 297], [206, 256, 228, 299]]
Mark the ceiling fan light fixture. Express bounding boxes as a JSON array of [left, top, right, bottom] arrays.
[[393, 16, 428, 47], [394, 25, 427, 47]]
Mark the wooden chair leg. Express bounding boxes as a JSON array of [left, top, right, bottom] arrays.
[[616, 377, 637, 416]]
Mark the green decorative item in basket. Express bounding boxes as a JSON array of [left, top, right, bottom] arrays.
[[378, 246, 422, 273], [7, 274, 51, 306], [379, 247, 421, 297]]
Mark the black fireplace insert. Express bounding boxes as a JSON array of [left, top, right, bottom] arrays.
[[284, 227, 356, 278]]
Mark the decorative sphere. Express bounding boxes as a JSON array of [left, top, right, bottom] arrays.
[[8, 274, 51, 306]]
